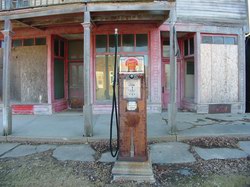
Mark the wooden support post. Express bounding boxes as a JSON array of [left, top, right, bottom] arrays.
[[1, 19, 13, 135], [82, 11, 93, 137], [168, 9, 177, 134]]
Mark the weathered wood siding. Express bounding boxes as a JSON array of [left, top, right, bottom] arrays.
[[176, 0, 248, 26], [200, 44, 238, 104], [10, 46, 48, 103]]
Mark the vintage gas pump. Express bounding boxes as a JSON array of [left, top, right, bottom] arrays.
[[110, 29, 154, 182], [117, 56, 147, 161]]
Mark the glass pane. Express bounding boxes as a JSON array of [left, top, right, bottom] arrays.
[[224, 37, 235, 45], [136, 34, 148, 52], [13, 40, 22, 47], [185, 61, 194, 98], [35, 38, 46, 45], [190, 38, 194, 55], [95, 55, 115, 101], [165, 64, 170, 90], [123, 34, 134, 52], [78, 65, 83, 86], [54, 59, 65, 99], [96, 35, 107, 53], [184, 39, 189, 56], [163, 40, 170, 58], [23, 39, 34, 46], [54, 39, 59, 56], [186, 61, 194, 75], [60, 40, 65, 57], [70, 65, 78, 87], [202, 36, 212, 44], [109, 34, 121, 53], [213, 36, 223, 44], [68, 40, 83, 60]]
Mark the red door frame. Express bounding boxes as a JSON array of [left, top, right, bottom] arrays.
[[51, 35, 69, 112]]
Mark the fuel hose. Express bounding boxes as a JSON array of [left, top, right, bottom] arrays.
[[109, 28, 119, 157]]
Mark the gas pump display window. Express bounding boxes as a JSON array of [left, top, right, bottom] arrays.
[[123, 78, 141, 99], [119, 57, 144, 74]]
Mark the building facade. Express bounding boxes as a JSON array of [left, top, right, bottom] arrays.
[[0, 0, 248, 131]]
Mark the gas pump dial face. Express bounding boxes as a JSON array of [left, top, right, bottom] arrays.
[[123, 78, 141, 99]]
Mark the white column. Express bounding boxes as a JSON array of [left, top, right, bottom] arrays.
[[1, 19, 13, 135], [81, 11, 93, 136], [168, 9, 177, 134]]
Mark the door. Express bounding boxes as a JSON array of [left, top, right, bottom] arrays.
[[69, 63, 83, 109], [162, 60, 170, 109]]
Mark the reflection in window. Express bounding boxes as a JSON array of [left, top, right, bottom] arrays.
[[95, 55, 117, 101], [213, 36, 223, 44], [123, 34, 134, 52], [136, 34, 148, 52], [202, 36, 212, 44], [96, 35, 107, 53], [224, 37, 235, 45]]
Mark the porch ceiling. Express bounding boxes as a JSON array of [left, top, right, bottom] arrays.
[[91, 10, 169, 26]]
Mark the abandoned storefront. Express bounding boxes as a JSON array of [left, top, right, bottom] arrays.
[[0, 0, 248, 118]]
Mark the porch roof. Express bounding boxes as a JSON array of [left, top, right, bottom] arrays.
[[0, 1, 172, 30]]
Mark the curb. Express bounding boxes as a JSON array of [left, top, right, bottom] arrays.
[[0, 134, 249, 144]]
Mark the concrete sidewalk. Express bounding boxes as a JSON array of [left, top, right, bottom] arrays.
[[0, 111, 250, 143]]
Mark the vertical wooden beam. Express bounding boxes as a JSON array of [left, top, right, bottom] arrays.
[[81, 11, 93, 137], [1, 19, 13, 135], [168, 8, 177, 134], [238, 29, 246, 113], [194, 32, 201, 105]]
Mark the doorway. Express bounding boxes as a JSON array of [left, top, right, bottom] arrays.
[[69, 63, 83, 108], [67, 39, 84, 109]]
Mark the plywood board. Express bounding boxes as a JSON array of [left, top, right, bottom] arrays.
[[11, 46, 48, 103], [200, 43, 238, 104], [200, 44, 212, 103]]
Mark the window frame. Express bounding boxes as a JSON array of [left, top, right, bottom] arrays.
[[12, 37, 47, 48], [94, 33, 149, 103], [201, 34, 238, 45]]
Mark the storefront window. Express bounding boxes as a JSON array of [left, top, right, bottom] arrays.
[[95, 33, 148, 102]]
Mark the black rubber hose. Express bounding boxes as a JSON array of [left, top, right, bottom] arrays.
[[110, 29, 119, 157]]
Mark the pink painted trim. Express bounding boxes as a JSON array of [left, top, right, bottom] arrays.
[[47, 34, 52, 104]]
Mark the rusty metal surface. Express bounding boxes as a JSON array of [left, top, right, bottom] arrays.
[[118, 74, 147, 162]]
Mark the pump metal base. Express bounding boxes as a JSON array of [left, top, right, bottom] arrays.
[[112, 159, 155, 183]]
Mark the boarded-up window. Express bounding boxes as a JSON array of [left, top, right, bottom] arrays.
[[200, 44, 238, 103]]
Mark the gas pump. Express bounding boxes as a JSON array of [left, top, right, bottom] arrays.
[[117, 56, 147, 161], [110, 29, 154, 182]]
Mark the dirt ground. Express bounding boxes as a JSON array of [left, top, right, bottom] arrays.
[[0, 149, 249, 187]]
